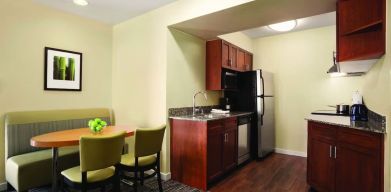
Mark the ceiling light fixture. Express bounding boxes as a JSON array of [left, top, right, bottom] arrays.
[[268, 20, 297, 32], [73, 0, 88, 6]]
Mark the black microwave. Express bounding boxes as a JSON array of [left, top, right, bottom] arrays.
[[222, 70, 238, 90]]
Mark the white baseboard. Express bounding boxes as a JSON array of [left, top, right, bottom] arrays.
[[275, 148, 307, 157], [0, 182, 7, 191], [145, 170, 171, 181]]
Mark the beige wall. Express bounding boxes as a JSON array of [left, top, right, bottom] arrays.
[[253, 24, 390, 191], [0, 0, 112, 182], [112, 0, 252, 173], [253, 26, 365, 152]]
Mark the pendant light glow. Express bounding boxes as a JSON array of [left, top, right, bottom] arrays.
[[73, 0, 88, 6], [268, 20, 297, 32]]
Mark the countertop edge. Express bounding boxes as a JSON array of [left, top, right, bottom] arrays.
[[169, 112, 253, 121], [305, 118, 386, 134]]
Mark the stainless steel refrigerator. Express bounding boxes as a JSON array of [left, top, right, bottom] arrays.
[[226, 69, 275, 159]]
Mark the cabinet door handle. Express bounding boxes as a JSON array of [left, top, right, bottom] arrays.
[[334, 146, 337, 159], [329, 145, 332, 158], [226, 133, 228, 142]]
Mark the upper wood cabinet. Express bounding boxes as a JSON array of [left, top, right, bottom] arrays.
[[206, 39, 253, 90], [244, 52, 253, 71], [337, 0, 386, 61]]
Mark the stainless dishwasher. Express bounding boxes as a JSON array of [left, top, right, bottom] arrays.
[[238, 115, 251, 165]]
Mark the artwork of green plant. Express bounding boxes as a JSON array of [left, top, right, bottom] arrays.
[[88, 118, 107, 133], [53, 56, 76, 81], [53, 56, 60, 79]]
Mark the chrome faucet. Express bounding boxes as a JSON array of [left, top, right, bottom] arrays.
[[193, 91, 208, 115]]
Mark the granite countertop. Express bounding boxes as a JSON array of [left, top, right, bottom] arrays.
[[169, 111, 253, 121], [306, 114, 386, 134]]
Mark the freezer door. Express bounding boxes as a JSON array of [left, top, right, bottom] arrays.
[[257, 96, 275, 158]]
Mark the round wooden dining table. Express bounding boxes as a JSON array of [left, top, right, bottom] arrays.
[[30, 126, 135, 192]]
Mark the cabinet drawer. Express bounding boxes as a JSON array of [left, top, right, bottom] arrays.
[[308, 121, 336, 141], [337, 127, 382, 151], [208, 120, 224, 134], [224, 117, 237, 130]]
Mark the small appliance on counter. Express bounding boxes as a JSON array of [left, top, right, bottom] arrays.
[[350, 91, 368, 121], [219, 97, 231, 111]]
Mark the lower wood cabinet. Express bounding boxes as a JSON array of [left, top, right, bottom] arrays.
[[307, 121, 384, 192], [170, 117, 238, 191], [208, 118, 238, 182]]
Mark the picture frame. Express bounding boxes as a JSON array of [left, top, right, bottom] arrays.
[[44, 47, 82, 91]]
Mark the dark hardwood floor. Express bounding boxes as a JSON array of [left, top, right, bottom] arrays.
[[210, 153, 310, 192]]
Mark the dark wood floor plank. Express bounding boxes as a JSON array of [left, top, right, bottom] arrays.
[[210, 153, 309, 192]]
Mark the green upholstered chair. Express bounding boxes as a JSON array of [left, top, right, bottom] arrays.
[[61, 131, 125, 192], [120, 125, 166, 192]]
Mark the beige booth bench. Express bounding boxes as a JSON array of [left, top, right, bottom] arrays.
[[5, 108, 113, 191]]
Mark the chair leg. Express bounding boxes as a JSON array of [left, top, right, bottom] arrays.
[[59, 175, 65, 192], [140, 171, 144, 186], [134, 169, 138, 192], [134, 157, 139, 192], [113, 165, 121, 192], [81, 172, 87, 192], [157, 154, 163, 192]]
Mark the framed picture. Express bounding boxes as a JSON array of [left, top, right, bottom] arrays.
[[44, 47, 82, 91]]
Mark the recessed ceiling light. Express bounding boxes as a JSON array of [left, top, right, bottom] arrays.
[[73, 0, 88, 6], [268, 20, 297, 32]]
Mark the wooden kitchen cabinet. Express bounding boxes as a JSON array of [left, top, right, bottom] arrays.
[[307, 121, 384, 192], [221, 118, 238, 172], [207, 121, 224, 181], [244, 52, 253, 71], [237, 49, 246, 71], [206, 39, 253, 90], [222, 41, 230, 68], [170, 117, 238, 190], [337, 0, 385, 61], [229, 45, 238, 69], [307, 122, 336, 192], [335, 128, 383, 192]]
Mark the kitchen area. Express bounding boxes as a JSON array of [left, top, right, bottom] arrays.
[[167, 0, 388, 191]]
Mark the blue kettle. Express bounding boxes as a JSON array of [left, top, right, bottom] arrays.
[[350, 104, 368, 121]]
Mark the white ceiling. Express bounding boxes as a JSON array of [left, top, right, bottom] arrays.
[[242, 12, 336, 38], [32, 0, 177, 24]]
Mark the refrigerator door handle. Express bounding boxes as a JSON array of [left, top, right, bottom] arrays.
[[257, 97, 264, 125], [261, 75, 265, 98], [256, 70, 263, 97]]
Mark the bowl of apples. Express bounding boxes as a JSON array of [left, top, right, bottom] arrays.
[[88, 118, 107, 134]]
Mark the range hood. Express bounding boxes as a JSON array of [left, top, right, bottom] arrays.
[[327, 52, 377, 77]]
